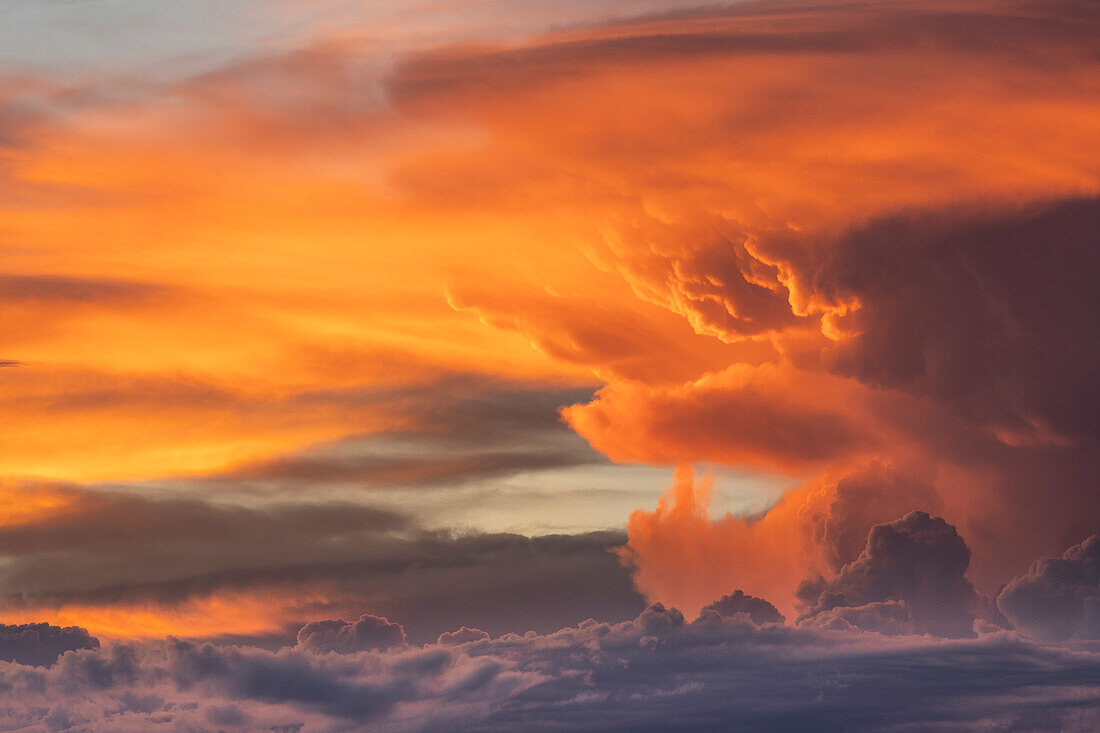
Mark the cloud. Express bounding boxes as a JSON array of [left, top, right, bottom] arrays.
[[437, 627, 490, 645], [614, 466, 986, 629], [387, 1, 1098, 116], [797, 198, 1100, 447], [799, 600, 913, 636], [577, 201, 1100, 606], [806, 461, 943, 572], [699, 590, 783, 625], [0, 6, 1097, 728], [445, 284, 770, 384], [383, 0, 1100, 609], [206, 378, 606, 490], [616, 466, 813, 619], [0, 485, 644, 642], [796, 511, 979, 637], [997, 535, 1100, 641], [296, 614, 407, 654], [564, 364, 873, 474], [0, 622, 99, 666], [0, 0, 1094, 585], [0, 272, 166, 306], [0, 368, 602, 482], [1, 601, 1099, 731]]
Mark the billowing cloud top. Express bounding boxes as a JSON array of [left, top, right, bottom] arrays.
[[0, 0, 1098, 729]]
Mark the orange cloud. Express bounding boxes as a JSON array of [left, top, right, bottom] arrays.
[[1, 0, 1097, 639], [564, 364, 877, 475], [620, 466, 817, 620], [0, 586, 349, 640]]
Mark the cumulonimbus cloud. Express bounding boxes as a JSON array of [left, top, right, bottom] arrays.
[[0, 1, 1096, 727]]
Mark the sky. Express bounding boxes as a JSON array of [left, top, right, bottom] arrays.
[[0, 0, 1098, 730]]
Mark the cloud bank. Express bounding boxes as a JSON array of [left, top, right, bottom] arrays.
[[0, 0, 1097, 728]]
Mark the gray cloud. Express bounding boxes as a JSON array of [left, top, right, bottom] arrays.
[[796, 511, 979, 637], [809, 462, 943, 572], [0, 487, 644, 643], [796, 198, 1100, 447], [781, 198, 1100, 586], [437, 627, 490, 645], [1, 602, 1099, 731], [296, 615, 407, 654], [0, 273, 166, 306], [0, 622, 99, 666], [699, 590, 783, 625], [997, 535, 1100, 641], [800, 600, 913, 636]]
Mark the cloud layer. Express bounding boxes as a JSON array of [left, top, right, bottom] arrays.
[[3, 596, 1100, 732], [0, 0, 1097, 728]]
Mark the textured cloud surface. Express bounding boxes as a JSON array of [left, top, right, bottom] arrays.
[[2, 600, 1100, 732], [998, 535, 1100, 641], [796, 512, 979, 637], [1, 0, 1097, 728], [0, 623, 99, 667]]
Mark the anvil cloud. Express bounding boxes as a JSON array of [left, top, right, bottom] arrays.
[[1, 0, 1098, 730]]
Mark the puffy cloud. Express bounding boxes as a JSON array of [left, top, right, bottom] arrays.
[[571, 197, 1100, 604], [616, 466, 813, 620], [296, 615, 407, 654], [385, 0, 1100, 611], [0, 3, 1097, 729], [158, 634, 535, 728], [1, 602, 1100, 731], [800, 600, 913, 636], [997, 535, 1100, 641], [0, 622, 99, 666], [806, 462, 943, 572], [1, 0, 1096, 630], [437, 627, 490, 645], [616, 464, 1008, 630], [699, 590, 783, 625], [796, 512, 979, 637]]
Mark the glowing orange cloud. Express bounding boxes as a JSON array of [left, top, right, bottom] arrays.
[[0, 0, 1097, 639], [564, 364, 880, 475], [620, 466, 816, 620], [2, 0, 1096, 486], [0, 586, 351, 640]]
